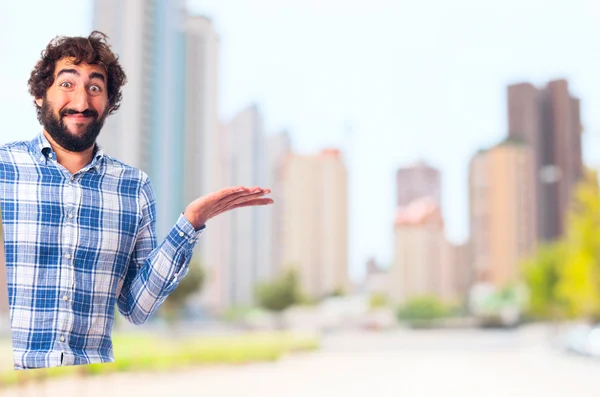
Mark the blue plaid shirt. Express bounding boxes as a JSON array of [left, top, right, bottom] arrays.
[[0, 133, 204, 370]]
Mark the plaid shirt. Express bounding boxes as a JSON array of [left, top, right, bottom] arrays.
[[0, 133, 203, 370]]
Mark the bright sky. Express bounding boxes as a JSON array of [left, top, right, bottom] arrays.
[[1, 0, 599, 282]]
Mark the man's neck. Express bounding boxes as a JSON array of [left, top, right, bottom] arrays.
[[42, 130, 96, 175]]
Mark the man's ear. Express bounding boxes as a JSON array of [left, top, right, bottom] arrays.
[[35, 98, 43, 108]]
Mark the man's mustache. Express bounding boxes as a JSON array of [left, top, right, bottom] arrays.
[[60, 109, 99, 119]]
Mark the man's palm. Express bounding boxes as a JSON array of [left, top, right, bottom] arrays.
[[184, 186, 273, 229]]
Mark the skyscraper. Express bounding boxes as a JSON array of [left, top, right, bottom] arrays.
[[92, 0, 153, 171], [182, 15, 225, 311], [396, 160, 441, 207], [508, 79, 583, 241], [469, 139, 537, 286], [389, 197, 445, 304], [93, 0, 188, 240], [219, 105, 269, 307], [281, 149, 349, 298], [440, 241, 471, 304], [183, 15, 220, 211], [266, 131, 292, 275]]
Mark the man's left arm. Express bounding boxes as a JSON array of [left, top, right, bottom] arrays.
[[116, 178, 272, 325], [116, 178, 203, 325]]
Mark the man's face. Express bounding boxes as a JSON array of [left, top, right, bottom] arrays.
[[36, 58, 109, 152]]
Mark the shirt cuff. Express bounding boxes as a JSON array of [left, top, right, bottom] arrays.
[[162, 214, 205, 283], [175, 212, 205, 244]]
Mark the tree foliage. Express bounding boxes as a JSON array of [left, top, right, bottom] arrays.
[[396, 296, 450, 321], [522, 242, 565, 319], [255, 268, 303, 312], [523, 169, 600, 321], [556, 169, 600, 320]]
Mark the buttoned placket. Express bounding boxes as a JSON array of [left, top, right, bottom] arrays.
[[55, 173, 82, 363]]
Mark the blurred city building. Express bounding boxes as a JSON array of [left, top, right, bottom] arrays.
[[182, 15, 227, 311], [396, 160, 441, 207], [361, 257, 389, 296], [507, 79, 583, 242], [280, 149, 349, 299], [266, 131, 293, 277], [469, 139, 537, 286], [445, 241, 471, 303], [216, 105, 269, 308], [92, 0, 154, 172], [93, 0, 188, 240], [389, 197, 445, 304]]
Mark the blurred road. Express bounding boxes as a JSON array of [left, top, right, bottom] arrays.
[[5, 324, 600, 397]]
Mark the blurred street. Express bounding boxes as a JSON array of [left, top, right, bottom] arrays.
[[4, 324, 600, 397]]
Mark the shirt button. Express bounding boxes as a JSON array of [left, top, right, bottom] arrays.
[[179, 232, 185, 237], [48, 153, 53, 159], [67, 213, 73, 219], [63, 295, 69, 302], [60, 336, 65, 342], [66, 254, 72, 260]]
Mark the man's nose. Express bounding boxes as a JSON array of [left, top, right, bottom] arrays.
[[69, 87, 90, 113]]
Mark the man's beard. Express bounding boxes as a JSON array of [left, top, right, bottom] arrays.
[[41, 99, 107, 153]]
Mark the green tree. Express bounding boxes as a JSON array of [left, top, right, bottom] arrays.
[[522, 242, 565, 319], [556, 169, 600, 320], [255, 268, 303, 313], [160, 259, 206, 322], [523, 169, 600, 321]]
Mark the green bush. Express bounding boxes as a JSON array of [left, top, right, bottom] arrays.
[[396, 296, 450, 326], [369, 293, 388, 309], [255, 268, 304, 312]]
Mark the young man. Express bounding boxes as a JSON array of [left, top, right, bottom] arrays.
[[0, 31, 273, 370]]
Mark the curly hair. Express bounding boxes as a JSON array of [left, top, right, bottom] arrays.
[[28, 31, 127, 123]]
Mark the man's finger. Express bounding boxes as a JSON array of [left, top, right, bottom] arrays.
[[223, 189, 269, 209], [218, 185, 247, 199], [199, 185, 245, 206], [213, 185, 256, 203], [216, 186, 269, 209], [210, 198, 274, 218]]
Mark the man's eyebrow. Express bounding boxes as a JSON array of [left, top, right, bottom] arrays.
[[56, 69, 106, 83], [89, 72, 106, 83], [56, 68, 80, 78]]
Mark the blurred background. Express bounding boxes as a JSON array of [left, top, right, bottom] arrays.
[[0, 0, 600, 395]]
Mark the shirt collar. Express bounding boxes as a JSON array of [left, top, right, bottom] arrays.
[[30, 132, 105, 173]]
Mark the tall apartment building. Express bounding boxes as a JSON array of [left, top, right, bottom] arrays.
[[92, 0, 153, 171], [93, 0, 188, 239], [507, 79, 583, 241], [266, 131, 292, 275], [469, 139, 537, 286], [182, 15, 226, 311], [217, 105, 269, 308], [281, 149, 349, 298], [396, 161, 441, 207], [389, 197, 445, 304], [440, 241, 471, 304]]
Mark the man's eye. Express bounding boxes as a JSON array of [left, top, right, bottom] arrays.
[[90, 86, 101, 92], [60, 82, 72, 88]]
